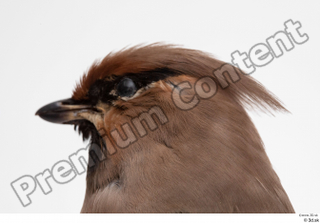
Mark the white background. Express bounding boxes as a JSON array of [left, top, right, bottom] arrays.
[[0, 0, 319, 215]]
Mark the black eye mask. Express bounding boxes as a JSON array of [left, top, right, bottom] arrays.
[[87, 67, 180, 105]]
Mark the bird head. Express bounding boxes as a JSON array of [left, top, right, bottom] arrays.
[[36, 44, 293, 213]]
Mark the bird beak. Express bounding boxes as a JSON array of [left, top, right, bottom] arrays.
[[35, 98, 92, 124]]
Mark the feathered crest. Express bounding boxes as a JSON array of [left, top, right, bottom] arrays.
[[72, 43, 288, 114]]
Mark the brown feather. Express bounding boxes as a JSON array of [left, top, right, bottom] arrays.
[[73, 44, 293, 213]]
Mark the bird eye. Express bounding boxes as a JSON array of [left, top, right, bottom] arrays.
[[117, 78, 137, 97]]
